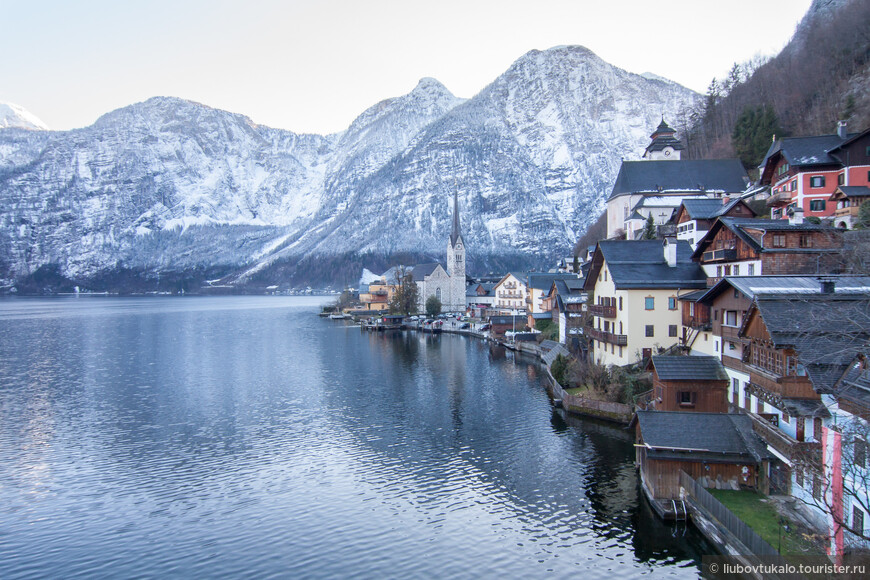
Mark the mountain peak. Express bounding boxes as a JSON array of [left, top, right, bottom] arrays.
[[0, 102, 49, 131]]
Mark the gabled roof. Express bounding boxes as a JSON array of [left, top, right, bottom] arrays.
[[650, 355, 729, 381], [527, 272, 580, 291], [679, 198, 756, 221], [411, 263, 442, 281], [744, 293, 870, 393], [635, 411, 771, 463], [830, 185, 870, 200], [466, 282, 495, 297], [692, 217, 840, 258], [585, 240, 707, 291], [609, 159, 749, 201], [835, 357, 870, 411], [761, 133, 857, 170]]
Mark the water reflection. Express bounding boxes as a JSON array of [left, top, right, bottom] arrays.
[[0, 298, 709, 579]]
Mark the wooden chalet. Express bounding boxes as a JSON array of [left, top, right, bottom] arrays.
[[692, 217, 844, 283], [645, 355, 729, 413]]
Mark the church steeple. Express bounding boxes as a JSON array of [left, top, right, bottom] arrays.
[[450, 189, 462, 247], [643, 117, 684, 160]]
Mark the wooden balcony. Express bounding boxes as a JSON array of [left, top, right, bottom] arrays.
[[682, 315, 711, 331], [767, 190, 793, 207], [701, 248, 737, 262], [747, 411, 821, 464], [719, 325, 744, 342], [834, 205, 861, 218], [587, 327, 628, 346], [722, 354, 748, 374], [747, 365, 819, 399], [589, 303, 616, 318]]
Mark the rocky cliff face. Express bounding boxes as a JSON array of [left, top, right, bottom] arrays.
[[0, 46, 697, 291]]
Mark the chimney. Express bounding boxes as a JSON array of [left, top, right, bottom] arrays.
[[789, 206, 804, 225], [722, 195, 731, 206], [819, 278, 836, 294], [663, 236, 677, 267], [838, 120, 848, 140]]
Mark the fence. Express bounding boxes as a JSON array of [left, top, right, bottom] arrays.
[[679, 471, 779, 557]]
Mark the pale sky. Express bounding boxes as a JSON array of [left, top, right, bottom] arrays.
[[2, 0, 813, 134]]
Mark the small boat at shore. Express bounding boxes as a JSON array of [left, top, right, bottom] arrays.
[[329, 313, 350, 320]]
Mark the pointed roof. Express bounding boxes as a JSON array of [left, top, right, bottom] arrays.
[[450, 190, 462, 246]]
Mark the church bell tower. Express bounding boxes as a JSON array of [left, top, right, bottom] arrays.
[[447, 190, 466, 311]]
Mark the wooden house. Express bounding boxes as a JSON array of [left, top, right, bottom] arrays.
[[830, 186, 870, 229], [692, 217, 844, 282], [645, 355, 729, 413], [674, 197, 755, 249]]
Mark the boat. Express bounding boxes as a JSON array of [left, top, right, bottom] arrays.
[[329, 313, 349, 320]]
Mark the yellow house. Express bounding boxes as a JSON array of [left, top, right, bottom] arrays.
[[584, 238, 707, 366]]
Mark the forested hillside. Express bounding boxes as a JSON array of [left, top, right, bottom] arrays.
[[675, 0, 870, 171]]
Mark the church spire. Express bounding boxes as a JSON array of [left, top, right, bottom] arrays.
[[450, 190, 462, 246]]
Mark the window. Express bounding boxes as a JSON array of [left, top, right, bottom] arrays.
[[679, 391, 696, 407], [800, 234, 813, 248], [795, 468, 804, 488], [809, 199, 826, 212], [645, 325, 654, 337], [619, 296, 623, 311], [724, 265, 731, 275], [772, 235, 786, 248], [744, 393, 751, 410], [668, 297, 677, 310], [838, 173, 845, 185], [725, 310, 737, 326], [716, 266, 722, 277], [814, 417, 822, 442], [810, 175, 825, 188], [645, 297, 654, 310], [790, 180, 797, 191], [668, 325, 678, 337], [733, 265, 740, 275], [748, 264, 755, 276], [782, 412, 790, 424], [618, 346, 622, 357], [777, 163, 790, 176], [853, 507, 865, 535], [856, 439, 867, 469], [732, 378, 739, 402]]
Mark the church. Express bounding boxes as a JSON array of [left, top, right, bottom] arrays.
[[412, 191, 467, 313]]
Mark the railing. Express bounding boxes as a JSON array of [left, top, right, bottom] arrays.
[[720, 325, 744, 341], [834, 206, 860, 218], [746, 411, 822, 463], [679, 471, 780, 557], [587, 327, 628, 346], [747, 366, 819, 399], [588, 303, 616, 318], [634, 389, 655, 411], [682, 315, 711, 330], [701, 248, 737, 262], [767, 190, 793, 206], [721, 354, 748, 374]]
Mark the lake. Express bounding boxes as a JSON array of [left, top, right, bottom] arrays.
[[0, 296, 710, 578]]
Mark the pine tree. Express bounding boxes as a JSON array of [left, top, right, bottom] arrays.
[[642, 214, 656, 240], [732, 105, 782, 170]]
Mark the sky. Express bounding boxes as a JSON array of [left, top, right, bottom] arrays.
[[2, 0, 814, 134]]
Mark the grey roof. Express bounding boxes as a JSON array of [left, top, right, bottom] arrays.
[[834, 186, 870, 198], [609, 159, 749, 201], [680, 198, 753, 220], [489, 315, 526, 325], [411, 263, 441, 281], [751, 294, 870, 393], [651, 355, 729, 381], [466, 282, 495, 297], [627, 210, 646, 221], [679, 289, 708, 302], [565, 279, 585, 291], [700, 275, 870, 304], [636, 411, 772, 462], [527, 272, 579, 290], [589, 240, 707, 290], [761, 133, 857, 169], [779, 398, 830, 419], [836, 359, 870, 411]]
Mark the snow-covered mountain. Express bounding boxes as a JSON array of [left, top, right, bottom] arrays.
[[0, 102, 49, 130], [0, 46, 697, 291]]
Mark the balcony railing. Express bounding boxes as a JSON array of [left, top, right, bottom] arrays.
[[767, 190, 793, 207], [682, 315, 711, 330], [701, 248, 737, 262], [747, 365, 819, 399], [722, 354, 748, 374], [589, 303, 616, 318], [834, 206, 861, 218], [746, 411, 821, 463], [587, 327, 628, 346], [720, 325, 744, 342]]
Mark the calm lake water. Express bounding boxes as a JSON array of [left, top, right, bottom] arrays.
[[0, 296, 711, 578]]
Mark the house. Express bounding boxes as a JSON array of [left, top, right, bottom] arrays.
[[645, 355, 729, 413], [633, 411, 772, 519], [466, 282, 496, 318], [583, 238, 707, 366], [830, 186, 870, 229], [624, 195, 706, 240], [493, 272, 528, 313], [760, 123, 870, 221], [526, 272, 581, 319], [546, 278, 587, 345], [692, 217, 844, 282], [674, 197, 756, 249], [358, 277, 393, 311], [606, 120, 749, 239]]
